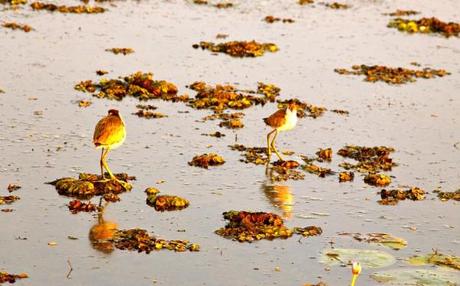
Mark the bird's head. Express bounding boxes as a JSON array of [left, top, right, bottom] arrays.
[[351, 261, 362, 276], [108, 109, 120, 116]]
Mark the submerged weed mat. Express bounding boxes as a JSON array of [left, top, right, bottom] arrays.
[[193, 40, 279, 57], [335, 65, 449, 84], [48, 173, 134, 200], [388, 17, 460, 37]]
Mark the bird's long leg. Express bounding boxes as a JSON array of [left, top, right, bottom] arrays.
[[271, 129, 284, 161], [100, 148, 105, 179], [101, 148, 116, 180], [266, 129, 276, 161]]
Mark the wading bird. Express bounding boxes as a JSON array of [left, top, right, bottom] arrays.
[[264, 102, 298, 161], [350, 261, 361, 286], [93, 109, 126, 180]]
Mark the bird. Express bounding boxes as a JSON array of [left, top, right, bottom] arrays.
[[93, 109, 126, 180], [350, 261, 361, 286], [263, 102, 298, 161]]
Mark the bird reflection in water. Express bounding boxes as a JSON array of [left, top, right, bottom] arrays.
[[261, 181, 293, 219], [89, 204, 118, 254]]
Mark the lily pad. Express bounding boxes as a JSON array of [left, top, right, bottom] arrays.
[[371, 268, 460, 285], [408, 252, 460, 271], [321, 248, 396, 268]]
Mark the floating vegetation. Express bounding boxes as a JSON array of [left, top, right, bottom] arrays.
[[203, 112, 245, 129], [383, 9, 420, 17], [0, 272, 28, 283], [293, 226, 323, 237], [434, 189, 460, 201], [188, 153, 225, 169], [337, 145, 396, 173], [408, 251, 460, 271], [202, 131, 226, 138], [2, 22, 32, 32], [298, 0, 314, 4], [229, 144, 268, 165], [364, 173, 391, 187], [30, 2, 105, 13], [378, 187, 426, 205], [273, 160, 300, 169], [145, 187, 189, 211], [133, 109, 167, 119], [75, 72, 182, 102], [215, 211, 293, 242], [78, 99, 92, 107], [0, 0, 27, 4], [324, 2, 350, 9], [316, 148, 332, 162], [113, 228, 200, 253], [0, 195, 20, 205], [335, 65, 450, 84], [96, 70, 108, 76], [303, 282, 327, 286], [277, 98, 326, 119], [257, 82, 281, 102], [302, 163, 333, 178], [321, 248, 396, 268], [331, 109, 349, 115], [339, 232, 407, 250], [192, 0, 233, 8], [193, 40, 279, 57], [371, 268, 460, 285], [68, 199, 96, 214], [269, 166, 305, 182], [105, 48, 134, 55], [7, 184, 21, 192], [339, 171, 354, 182], [263, 16, 295, 24], [388, 17, 460, 37], [48, 173, 134, 200]]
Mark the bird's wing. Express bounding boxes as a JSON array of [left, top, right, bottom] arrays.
[[93, 116, 125, 146], [263, 109, 287, 128]]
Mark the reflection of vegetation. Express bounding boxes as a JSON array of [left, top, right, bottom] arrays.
[[261, 183, 293, 219]]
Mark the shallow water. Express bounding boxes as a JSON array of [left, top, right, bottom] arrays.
[[0, 0, 459, 285]]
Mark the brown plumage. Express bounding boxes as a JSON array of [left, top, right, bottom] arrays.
[[263, 108, 287, 128], [93, 109, 126, 179]]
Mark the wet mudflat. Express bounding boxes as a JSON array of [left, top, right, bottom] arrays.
[[0, 0, 459, 285]]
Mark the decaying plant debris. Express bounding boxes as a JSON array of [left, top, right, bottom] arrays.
[[293, 226, 323, 237], [96, 70, 108, 76], [323, 2, 350, 9], [215, 211, 293, 242], [202, 131, 226, 138], [133, 109, 167, 119], [364, 173, 391, 187], [113, 228, 199, 253], [383, 10, 419, 17], [105, 48, 134, 55], [68, 199, 97, 214], [339, 232, 407, 250], [337, 145, 396, 173], [378, 187, 425, 205], [388, 17, 460, 37], [0, 0, 26, 4], [31, 2, 105, 13], [7, 184, 21, 192], [2, 22, 32, 32], [78, 99, 92, 107], [188, 153, 225, 168], [302, 163, 333, 178], [145, 187, 189, 211], [0, 195, 20, 205], [48, 173, 134, 199], [338, 171, 354, 182], [303, 282, 327, 286], [193, 40, 279, 57], [263, 16, 295, 24], [192, 0, 233, 8], [0, 272, 28, 283], [269, 165, 305, 182], [335, 65, 449, 84], [277, 98, 326, 118], [298, 0, 314, 5], [75, 72, 181, 101], [203, 112, 245, 129], [408, 251, 460, 270], [434, 189, 460, 201]]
